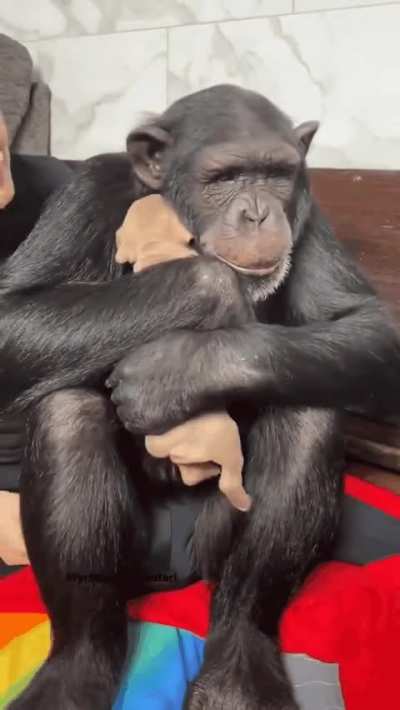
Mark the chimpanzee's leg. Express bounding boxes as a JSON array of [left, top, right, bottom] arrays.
[[9, 389, 146, 710], [188, 407, 343, 710], [8, 262, 256, 710]]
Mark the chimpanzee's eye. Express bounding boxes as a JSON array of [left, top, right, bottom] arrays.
[[217, 167, 240, 182], [265, 162, 297, 180], [206, 166, 243, 184]]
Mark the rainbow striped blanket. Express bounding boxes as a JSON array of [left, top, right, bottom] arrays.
[[0, 572, 210, 709]]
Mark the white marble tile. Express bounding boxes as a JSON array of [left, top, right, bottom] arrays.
[[25, 30, 167, 159], [295, 0, 398, 12], [0, 0, 78, 42], [114, 0, 293, 30], [168, 5, 400, 168], [0, 0, 293, 42]]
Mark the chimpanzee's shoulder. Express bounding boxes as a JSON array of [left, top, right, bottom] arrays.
[[76, 152, 132, 184]]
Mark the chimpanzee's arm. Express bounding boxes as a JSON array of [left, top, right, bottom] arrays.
[[0, 155, 236, 414], [1, 262, 238, 413], [207, 218, 400, 414], [110, 215, 400, 432]]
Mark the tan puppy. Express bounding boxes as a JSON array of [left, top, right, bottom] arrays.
[[116, 194, 197, 269], [116, 194, 251, 512]]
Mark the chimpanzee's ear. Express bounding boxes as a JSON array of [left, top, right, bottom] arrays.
[[294, 121, 319, 156], [127, 123, 172, 190]]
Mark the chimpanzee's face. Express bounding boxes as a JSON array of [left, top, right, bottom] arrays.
[[128, 85, 318, 299]]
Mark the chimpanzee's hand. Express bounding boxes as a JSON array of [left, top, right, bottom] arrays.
[[106, 330, 219, 435]]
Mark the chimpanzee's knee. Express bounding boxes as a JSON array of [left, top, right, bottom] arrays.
[[21, 388, 133, 574], [27, 387, 116, 456]]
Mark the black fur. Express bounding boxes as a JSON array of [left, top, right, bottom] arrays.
[[2, 85, 400, 710]]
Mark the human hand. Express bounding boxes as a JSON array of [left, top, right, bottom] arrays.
[[0, 112, 15, 209], [0, 491, 29, 565], [145, 412, 251, 512]]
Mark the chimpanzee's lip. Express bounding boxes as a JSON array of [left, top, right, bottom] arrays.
[[215, 255, 281, 277]]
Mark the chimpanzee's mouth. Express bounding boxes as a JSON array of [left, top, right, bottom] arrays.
[[215, 255, 281, 277]]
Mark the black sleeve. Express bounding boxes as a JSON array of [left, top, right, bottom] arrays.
[[0, 154, 74, 261]]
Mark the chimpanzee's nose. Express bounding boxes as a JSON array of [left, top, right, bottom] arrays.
[[242, 201, 269, 225]]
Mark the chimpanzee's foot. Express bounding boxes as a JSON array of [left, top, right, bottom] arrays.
[[8, 654, 117, 710], [184, 624, 298, 710], [0, 111, 14, 208]]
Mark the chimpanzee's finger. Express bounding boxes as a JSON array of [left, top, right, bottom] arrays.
[[108, 379, 122, 398], [109, 382, 136, 406], [114, 405, 136, 432], [105, 375, 115, 389], [106, 356, 137, 387]]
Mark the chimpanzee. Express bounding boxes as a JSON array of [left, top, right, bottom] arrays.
[[2, 84, 400, 710]]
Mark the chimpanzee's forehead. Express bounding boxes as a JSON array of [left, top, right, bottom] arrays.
[[162, 84, 296, 147], [190, 112, 290, 144], [197, 138, 301, 169]]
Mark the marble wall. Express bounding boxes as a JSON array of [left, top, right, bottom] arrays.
[[1, 0, 399, 167]]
